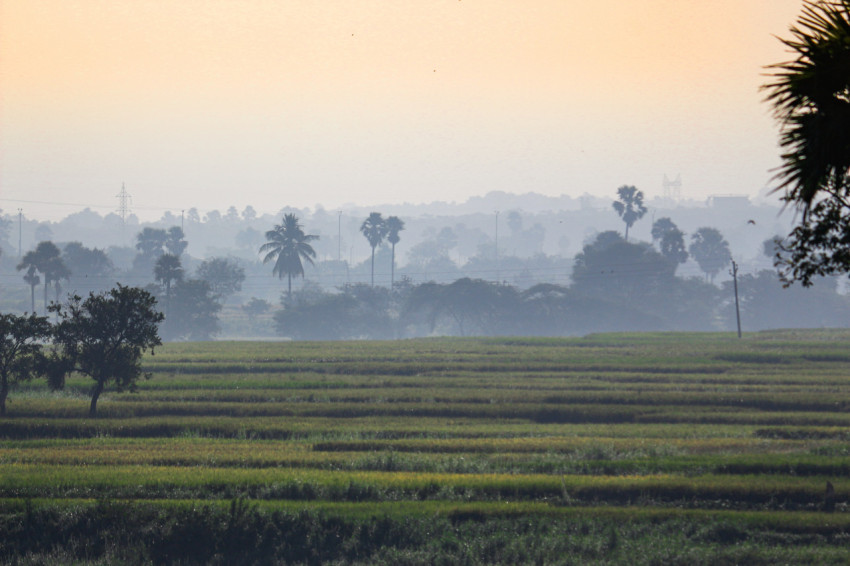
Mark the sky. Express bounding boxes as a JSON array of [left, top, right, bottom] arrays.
[[0, 0, 806, 221]]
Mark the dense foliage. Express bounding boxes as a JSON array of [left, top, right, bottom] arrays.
[[765, 0, 850, 284]]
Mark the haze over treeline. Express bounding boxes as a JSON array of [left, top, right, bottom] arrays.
[[1, 190, 846, 340]]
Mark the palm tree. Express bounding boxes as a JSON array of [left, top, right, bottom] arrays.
[[689, 227, 731, 284], [154, 253, 184, 319], [37, 243, 69, 310], [259, 213, 318, 302], [763, 0, 850, 212], [612, 185, 647, 241], [360, 212, 388, 287], [385, 216, 405, 288], [17, 241, 68, 311], [21, 266, 40, 314]]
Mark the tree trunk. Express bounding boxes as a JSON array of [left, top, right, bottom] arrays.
[[165, 280, 171, 319], [30, 284, 36, 314], [90, 380, 104, 417], [287, 274, 292, 304], [43, 280, 49, 312], [0, 381, 8, 416], [391, 244, 396, 288], [370, 247, 376, 287]]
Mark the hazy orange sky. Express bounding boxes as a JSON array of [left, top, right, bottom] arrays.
[[0, 0, 806, 220]]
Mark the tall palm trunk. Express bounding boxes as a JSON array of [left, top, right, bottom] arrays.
[[287, 273, 292, 304], [370, 247, 376, 287], [391, 243, 396, 288]]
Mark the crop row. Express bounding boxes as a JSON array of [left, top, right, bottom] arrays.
[[0, 464, 843, 512]]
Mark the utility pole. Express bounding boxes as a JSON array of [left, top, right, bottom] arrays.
[[17, 209, 22, 258], [337, 211, 342, 263], [730, 260, 742, 338]]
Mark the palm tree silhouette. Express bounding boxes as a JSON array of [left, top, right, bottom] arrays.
[[260, 214, 318, 302], [763, 0, 850, 212], [385, 216, 405, 288], [154, 253, 184, 320], [360, 212, 387, 287], [21, 266, 40, 314], [17, 241, 69, 311], [612, 186, 647, 242]]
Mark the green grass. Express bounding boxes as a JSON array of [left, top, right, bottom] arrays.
[[3, 330, 850, 562]]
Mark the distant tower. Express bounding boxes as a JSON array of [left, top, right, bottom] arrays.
[[116, 183, 132, 223], [663, 174, 682, 200]]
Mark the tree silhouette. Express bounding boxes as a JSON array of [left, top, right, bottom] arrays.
[[259, 213, 318, 302], [154, 254, 184, 320], [0, 313, 52, 416], [49, 285, 164, 417], [652, 218, 689, 266], [360, 212, 388, 287], [62, 242, 114, 296], [764, 1, 850, 284], [196, 257, 245, 300], [651, 217, 677, 243], [764, 0, 850, 211], [164, 226, 188, 257], [17, 242, 69, 311], [44, 254, 71, 306], [133, 227, 168, 276], [17, 258, 41, 314], [689, 227, 730, 283], [659, 229, 689, 266], [612, 185, 647, 241], [163, 279, 221, 341], [385, 216, 405, 288]]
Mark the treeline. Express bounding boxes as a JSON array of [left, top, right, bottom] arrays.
[[276, 229, 850, 340], [3, 205, 849, 341]]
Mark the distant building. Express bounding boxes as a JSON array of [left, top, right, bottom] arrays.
[[707, 195, 751, 209]]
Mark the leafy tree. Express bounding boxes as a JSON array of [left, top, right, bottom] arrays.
[[196, 257, 245, 300], [48, 285, 164, 417], [571, 231, 675, 304], [162, 279, 221, 341], [275, 292, 357, 340], [385, 216, 405, 288], [62, 242, 114, 296], [404, 278, 518, 336], [763, 1, 850, 284], [360, 212, 387, 287], [689, 227, 731, 283], [0, 313, 52, 416], [612, 185, 647, 241], [723, 269, 850, 331], [242, 297, 271, 321], [260, 213, 318, 302]]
